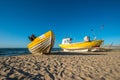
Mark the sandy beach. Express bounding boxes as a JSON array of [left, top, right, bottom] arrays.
[[0, 50, 120, 80]]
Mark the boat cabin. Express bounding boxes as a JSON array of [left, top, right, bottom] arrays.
[[62, 36, 90, 44], [84, 36, 90, 42], [62, 38, 72, 44]]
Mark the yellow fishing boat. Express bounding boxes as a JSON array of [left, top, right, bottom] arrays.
[[27, 30, 55, 55], [59, 36, 103, 52]]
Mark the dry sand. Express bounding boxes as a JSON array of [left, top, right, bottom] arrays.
[[0, 50, 120, 80]]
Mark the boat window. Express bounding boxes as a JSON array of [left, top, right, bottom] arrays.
[[67, 40, 69, 43], [64, 41, 66, 43]]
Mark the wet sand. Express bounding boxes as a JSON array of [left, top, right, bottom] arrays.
[[0, 50, 120, 80]]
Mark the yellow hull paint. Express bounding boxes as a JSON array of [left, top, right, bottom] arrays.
[[27, 30, 55, 54], [59, 40, 103, 50]]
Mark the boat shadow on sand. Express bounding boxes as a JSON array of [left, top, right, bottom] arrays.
[[49, 48, 115, 56], [47, 51, 107, 56]]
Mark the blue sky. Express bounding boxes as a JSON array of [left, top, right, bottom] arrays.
[[0, 0, 120, 48]]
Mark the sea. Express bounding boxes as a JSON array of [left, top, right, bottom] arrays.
[[0, 48, 62, 56]]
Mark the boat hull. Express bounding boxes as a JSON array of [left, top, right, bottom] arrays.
[[59, 40, 103, 52], [63, 48, 89, 52], [27, 30, 55, 55]]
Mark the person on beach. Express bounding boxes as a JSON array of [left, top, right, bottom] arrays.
[[28, 34, 36, 41]]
